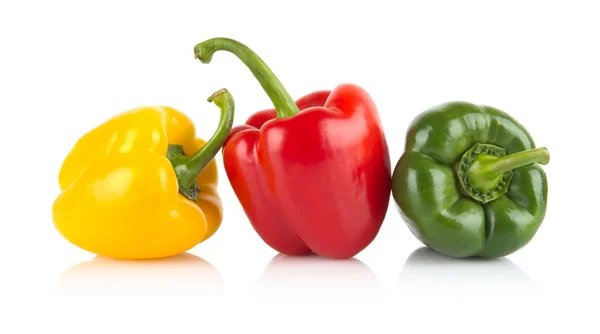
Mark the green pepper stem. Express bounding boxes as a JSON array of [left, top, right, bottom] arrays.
[[169, 88, 234, 201], [457, 143, 550, 203], [476, 147, 550, 176], [194, 38, 299, 118]]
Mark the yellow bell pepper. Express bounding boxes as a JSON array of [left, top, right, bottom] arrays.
[[52, 89, 235, 259]]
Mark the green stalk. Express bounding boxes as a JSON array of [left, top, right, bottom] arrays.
[[194, 38, 299, 118], [476, 147, 550, 176], [457, 143, 550, 203], [168, 88, 235, 201]]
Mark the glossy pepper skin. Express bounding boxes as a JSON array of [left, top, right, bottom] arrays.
[[52, 89, 235, 259], [392, 102, 549, 258], [194, 38, 392, 259]]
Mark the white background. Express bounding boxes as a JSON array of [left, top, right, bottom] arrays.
[[1, 0, 598, 333]]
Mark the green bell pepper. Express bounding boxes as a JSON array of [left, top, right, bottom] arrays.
[[392, 102, 549, 258]]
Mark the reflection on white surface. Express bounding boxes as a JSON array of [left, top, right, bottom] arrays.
[[57, 252, 223, 300], [399, 247, 534, 295], [253, 253, 381, 300]]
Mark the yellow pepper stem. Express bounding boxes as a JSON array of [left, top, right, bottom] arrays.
[[168, 88, 235, 201]]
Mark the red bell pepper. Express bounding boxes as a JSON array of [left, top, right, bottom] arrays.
[[194, 38, 392, 259]]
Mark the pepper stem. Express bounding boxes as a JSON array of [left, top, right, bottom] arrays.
[[474, 147, 550, 176], [168, 88, 235, 201], [456, 143, 550, 203], [194, 38, 299, 118]]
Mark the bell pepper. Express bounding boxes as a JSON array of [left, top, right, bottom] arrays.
[[194, 38, 392, 259], [392, 102, 550, 258], [52, 88, 235, 259]]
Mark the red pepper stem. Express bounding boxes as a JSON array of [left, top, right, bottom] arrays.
[[168, 88, 235, 201], [194, 38, 299, 118]]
